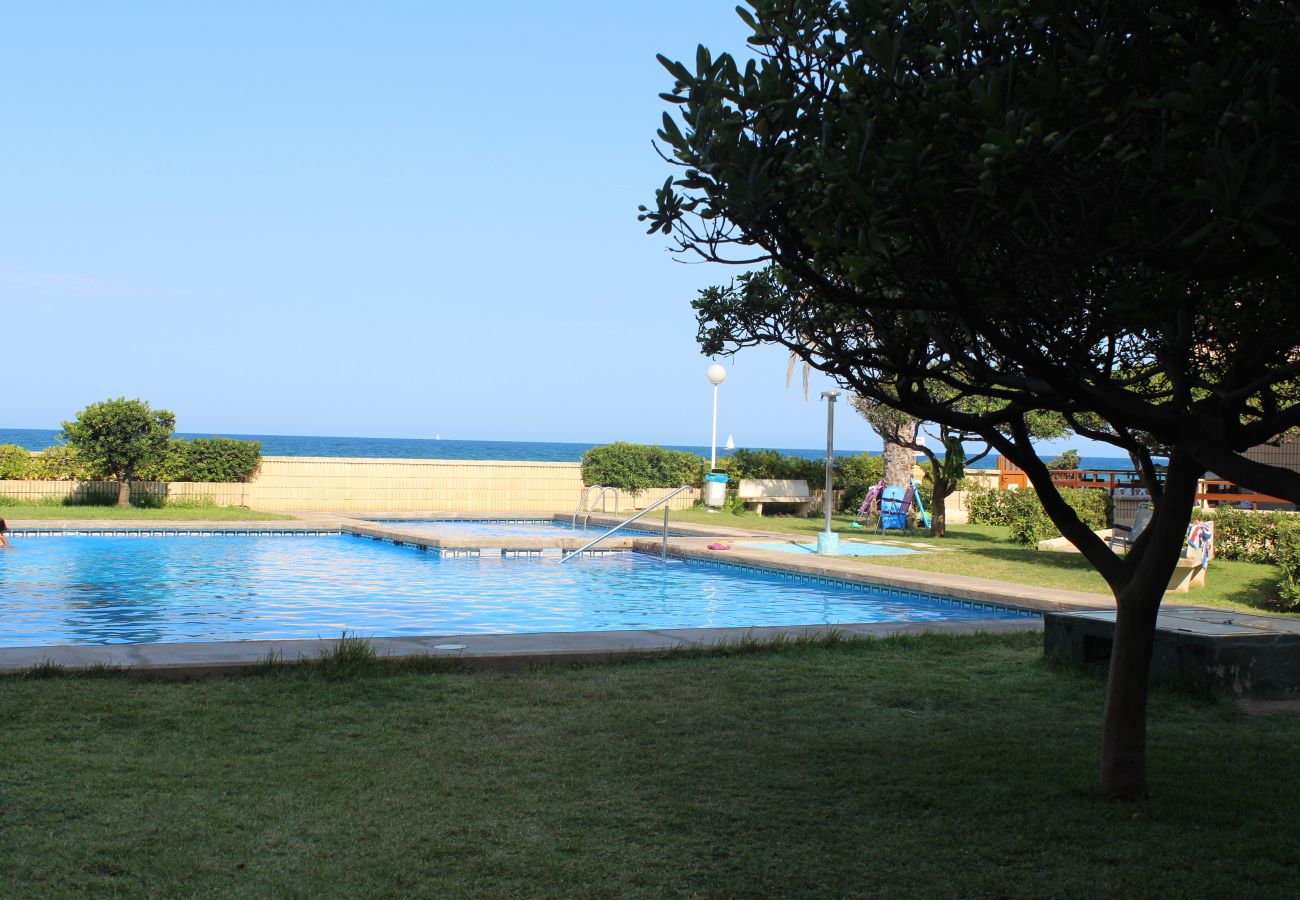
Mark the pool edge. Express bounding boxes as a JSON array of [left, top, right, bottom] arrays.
[[0, 619, 1043, 680]]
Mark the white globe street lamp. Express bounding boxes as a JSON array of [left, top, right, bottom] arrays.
[[706, 364, 727, 469]]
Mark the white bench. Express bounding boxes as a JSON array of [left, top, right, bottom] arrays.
[[736, 479, 813, 516], [1167, 556, 1209, 593]]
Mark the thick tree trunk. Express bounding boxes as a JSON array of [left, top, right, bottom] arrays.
[[117, 478, 130, 507], [1095, 450, 1201, 800], [882, 420, 917, 488], [1098, 595, 1161, 799]]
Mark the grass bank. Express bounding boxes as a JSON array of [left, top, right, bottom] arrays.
[[3, 633, 1297, 897], [666, 509, 1290, 615], [0, 500, 294, 521]]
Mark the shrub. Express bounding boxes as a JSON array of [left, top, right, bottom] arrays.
[[581, 442, 705, 493], [717, 449, 884, 513], [0, 444, 31, 480], [836, 453, 886, 512], [1000, 487, 1113, 547], [137, 439, 190, 483], [1005, 490, 1056, 546], [183, 438, 262, 482], [1274, 531, 1300, 612], [720, 448, 823, 483], [27, 446, 87, 481], [967, 486, 1017, 525], [1203, 507, 1300, 564], [1063, 487, 1113, 532]]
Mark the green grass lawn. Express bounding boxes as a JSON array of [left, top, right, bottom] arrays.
[[0, 502, 294, 521], [667, 508, 1291, 615], [3, 633, 1298, 897]]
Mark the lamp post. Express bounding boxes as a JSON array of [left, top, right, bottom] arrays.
[[706, 363, 726, 469], [817, 390, 841, 555]]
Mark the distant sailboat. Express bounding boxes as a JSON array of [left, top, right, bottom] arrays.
[[435, 433, 441, 440], [724, 434, 735, 450]]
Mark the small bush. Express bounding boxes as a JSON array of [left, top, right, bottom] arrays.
[[967, 486, 1017, 525], [1001, 487, 1113, 547], [720, 448, 824, 483], [27, 446, 87, 481], [183, 438, 262, 483], [1006, 490, 1056, 546], [581, 443, 705, 493], [1274, 531, 1300, 612], [1202, 507, 1300, 563], [718, 491, 748, 515], [0, 444, 31, 479], [836, 453, 886, 512], [714, 449, 884, 513], [137, 439, 190, 483]]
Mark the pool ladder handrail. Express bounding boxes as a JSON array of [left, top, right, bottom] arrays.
[[572, 486, 620, 527], [562, 484, 694, 562]]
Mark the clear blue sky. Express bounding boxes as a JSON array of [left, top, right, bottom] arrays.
[[1, 1, 1098, 458]]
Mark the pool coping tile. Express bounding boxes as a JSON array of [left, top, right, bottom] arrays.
[[0, 619, 1044, 679]]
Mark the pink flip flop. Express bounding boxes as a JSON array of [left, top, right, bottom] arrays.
[[707, 543, 731, 551]]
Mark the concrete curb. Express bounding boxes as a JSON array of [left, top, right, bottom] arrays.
[[0, 619, 1043, 680]]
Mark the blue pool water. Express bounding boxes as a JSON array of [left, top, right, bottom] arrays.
[[745, 541, 918, 557], [0, 534, 1026, 647], [377, 519, 662, 539]]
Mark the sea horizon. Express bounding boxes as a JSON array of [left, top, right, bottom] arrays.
[[0, 427, 1139, 471]]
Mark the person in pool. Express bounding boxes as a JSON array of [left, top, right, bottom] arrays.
[[0, 518, 8, 548]]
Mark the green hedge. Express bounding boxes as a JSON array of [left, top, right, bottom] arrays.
[[1194, 508, 1300, 613], [580, 444, 894, 507], [1197, 507, 1300, 564], [0, 444, 29, 480], [1276, 531, 1300, 612], [966, 486, 1017, 526], [0, 440, 261, 484], [719, 448, 824, 484], [715, 449, 887, 513], [835, 453, 887, 512], [968, 486, 1112, 546], [581, 443, 705, 493], [183, 438, 262, 482]]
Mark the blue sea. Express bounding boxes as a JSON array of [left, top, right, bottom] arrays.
[[0, 427, 1134, 470]]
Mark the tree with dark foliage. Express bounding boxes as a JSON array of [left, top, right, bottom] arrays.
[[643, 1, 1300, 799]]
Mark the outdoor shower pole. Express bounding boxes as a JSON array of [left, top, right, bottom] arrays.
[[818, 390, 841, 554]]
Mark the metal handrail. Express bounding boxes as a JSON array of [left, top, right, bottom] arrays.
[[582, 487, 619, 527], [572, 486, 621, 526], [572, 486, 594, 526], [561, 484, 694, 562]]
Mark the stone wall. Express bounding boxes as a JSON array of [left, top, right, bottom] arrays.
[[0, 456, 705, 514]]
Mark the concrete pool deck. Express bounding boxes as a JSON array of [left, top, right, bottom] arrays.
[[1, 511, 1123, 678]]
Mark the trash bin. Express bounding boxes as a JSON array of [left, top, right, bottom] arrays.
[[704, 471, 728, 509]]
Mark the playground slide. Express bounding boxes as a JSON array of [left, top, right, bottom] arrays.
[[910, 479, 932, 529]]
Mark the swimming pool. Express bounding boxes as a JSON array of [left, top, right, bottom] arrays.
[[0, 533, 1027, 647]]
